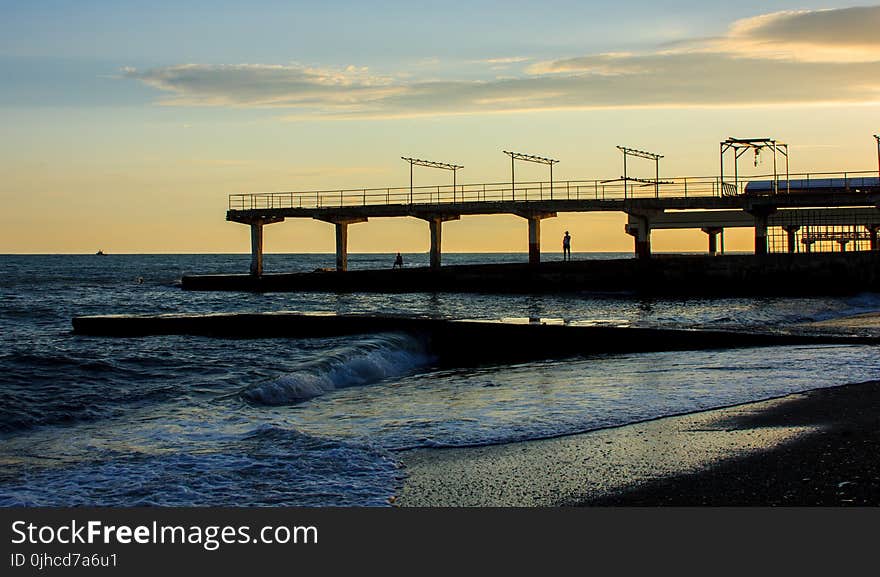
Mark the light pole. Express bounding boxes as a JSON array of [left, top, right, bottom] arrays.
[[401, 157, 464, 203], [502, 151, 559, 201], [616, 146, 664, 198], [874, 134, 879, 179]]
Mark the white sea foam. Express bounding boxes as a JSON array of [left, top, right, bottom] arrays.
[[242, 333, 434, 405]]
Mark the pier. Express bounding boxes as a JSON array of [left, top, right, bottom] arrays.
[[187, 137, 880, 293], [224, 170, 880, 274]]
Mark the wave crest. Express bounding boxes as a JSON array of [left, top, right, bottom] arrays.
[[242, 333, 433, 405]]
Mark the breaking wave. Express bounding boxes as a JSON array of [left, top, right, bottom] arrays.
[[242, 333, 434, 405]]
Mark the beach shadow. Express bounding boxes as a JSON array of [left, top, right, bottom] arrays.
[[579, 380, 880, 506]]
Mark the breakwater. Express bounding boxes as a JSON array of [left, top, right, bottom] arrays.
[[72, 312, 877, 366]]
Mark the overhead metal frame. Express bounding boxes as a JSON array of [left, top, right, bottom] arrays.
[[617, 145, 664, 198], [401, 157, 464, 203], [720, 137, 789, 196], [503, 150, 559, 201], [874, 134, 879, 179]]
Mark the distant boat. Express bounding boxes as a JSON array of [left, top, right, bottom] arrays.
[[96, 250, 106, 256]]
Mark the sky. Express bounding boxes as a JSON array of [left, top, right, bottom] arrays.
[[2, 1, 879, 255]]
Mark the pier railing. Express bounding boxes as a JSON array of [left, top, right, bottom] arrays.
[[228, 170, 878, 211]]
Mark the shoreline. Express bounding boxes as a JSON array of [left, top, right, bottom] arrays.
[[395, 380, 880, 506]]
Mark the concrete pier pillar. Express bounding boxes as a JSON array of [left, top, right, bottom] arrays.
[[416, 214, 460, 270], [227, 215, 283, 276], [315, 216, 367, 272], [429, 218, 442, 270], [782, 225, 801, 254], [754, 216, 768, 255], [868, 225, 879, 250], [250, 222, 264, 276], [702, 227, 723, 256], [625, 214, 653, 259], [527, 217, 541, 265], [747, 206, 776, 256], [515, 212, 556, 266], [335, 222, 349, 272], [634, 229, 651, 259]]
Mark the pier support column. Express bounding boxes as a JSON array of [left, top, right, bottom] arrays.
[[782, 225, 800, 254], [230, 215, 285, 277], [701, 227, 723, 256], [335, 222, 349, 272], [316, 216, 367, 272], [625, 210, 661, 259], [868, 225, 879, 250], [250, 222, 264, 276], [417, 214, 460, 270], [746, 206, 777, 256], [429, 219, 442, 270], [527, 218, 541, 264], [754, 217, 768, 255], [515, 212, 556, 265]]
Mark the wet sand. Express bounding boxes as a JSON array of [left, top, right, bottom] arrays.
[[396, 380, 880, 507], [807, 311, 880, 330]]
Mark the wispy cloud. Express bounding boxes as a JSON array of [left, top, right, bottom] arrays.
[[526, 52, 645, 75], [125, 7, 880, 119], [483, 56, 531, 65], [122, 63, 402, 108]]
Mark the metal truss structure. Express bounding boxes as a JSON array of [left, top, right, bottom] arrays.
[[720, 137, 789, 196]]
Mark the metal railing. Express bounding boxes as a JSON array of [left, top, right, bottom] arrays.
[[228, 170, 879, 211]]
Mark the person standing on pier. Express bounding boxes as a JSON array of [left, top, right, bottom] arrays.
[[563, 231, 572, 261]]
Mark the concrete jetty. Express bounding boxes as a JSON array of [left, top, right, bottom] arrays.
[[181, 252, 880, 296], [72, 312, 878, 366]]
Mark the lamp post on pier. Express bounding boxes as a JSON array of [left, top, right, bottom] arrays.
[[401, 157, 464, 204], [503, 151, 559, 201], [874, 134, 879, 179], [617, 146, 664, 198]]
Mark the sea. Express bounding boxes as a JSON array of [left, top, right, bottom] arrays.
[[2, 252, 879, 506]]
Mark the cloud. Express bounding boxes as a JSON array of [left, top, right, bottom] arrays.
[[480, 56, 532, 70], [125, 7, 880, 118], [526, 53, 646, 75], [677, 6, 880, 62], [732, 7, 880, 48], [123, 63, 403, 108]]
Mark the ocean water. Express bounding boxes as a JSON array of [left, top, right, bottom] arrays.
[[1, 253, 879, 506]]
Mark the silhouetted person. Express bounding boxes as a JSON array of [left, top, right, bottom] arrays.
[[563, 231, 571, 261], [393, 252, 404, 269]]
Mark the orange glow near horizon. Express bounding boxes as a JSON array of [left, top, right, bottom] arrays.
[[3, 5, 880, 256]]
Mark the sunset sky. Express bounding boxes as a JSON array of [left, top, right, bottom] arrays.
[[2, 1, 879, 255]]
